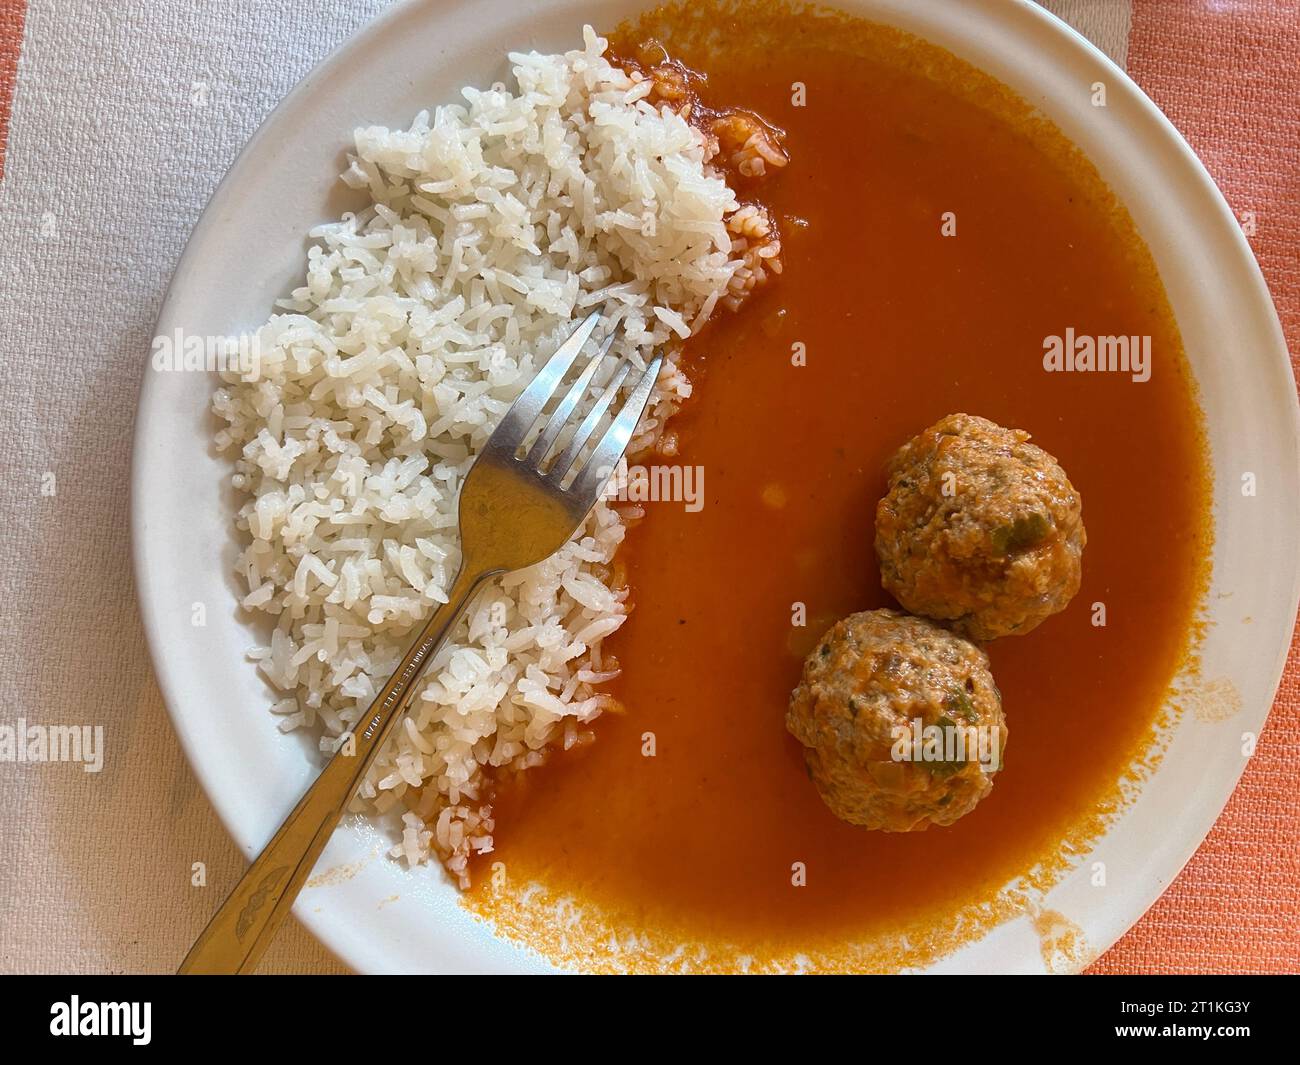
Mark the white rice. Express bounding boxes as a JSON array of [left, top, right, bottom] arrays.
[[213, 27, 767, 886]]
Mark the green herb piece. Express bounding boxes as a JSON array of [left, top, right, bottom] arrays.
[[990, 512, 1050, 555]]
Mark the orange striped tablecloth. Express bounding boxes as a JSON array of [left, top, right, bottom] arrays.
[[0, 0, 25, 180], [1087, 0, 1300, 975]]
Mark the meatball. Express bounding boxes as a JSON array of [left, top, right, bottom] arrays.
[[875, 413, 1085, 640], [786, 609, 1007, 831]]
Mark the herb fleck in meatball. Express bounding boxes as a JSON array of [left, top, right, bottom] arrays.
[[786, 610, 1007, 831], [874, 413, 1085, 640]]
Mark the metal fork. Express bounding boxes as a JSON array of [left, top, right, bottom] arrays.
[[179, 313, 661, 974]]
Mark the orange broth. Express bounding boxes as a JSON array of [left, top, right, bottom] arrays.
[[463, 1, 1212, 971]]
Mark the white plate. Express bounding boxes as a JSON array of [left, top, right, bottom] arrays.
[[132, 0, 1300, 973]]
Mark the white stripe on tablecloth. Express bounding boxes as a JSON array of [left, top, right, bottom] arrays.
[[1039, 0, 1134, 68]]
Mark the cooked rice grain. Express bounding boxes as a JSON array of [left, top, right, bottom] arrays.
[[214, 27, 773, 886]]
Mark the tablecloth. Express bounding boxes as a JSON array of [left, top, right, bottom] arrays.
[[0, 0, 1294, 975]]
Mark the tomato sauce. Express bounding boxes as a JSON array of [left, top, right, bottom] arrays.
[[465, 1, 1211, 971]]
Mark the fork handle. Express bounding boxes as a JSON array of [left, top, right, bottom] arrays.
[[178, 563, 490, 974]]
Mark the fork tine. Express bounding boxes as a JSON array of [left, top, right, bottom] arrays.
[[487, 311, 600, 451], [547, 356, 635, 483], [568, 353, 663, 503], [525, 329, 618, 469]]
